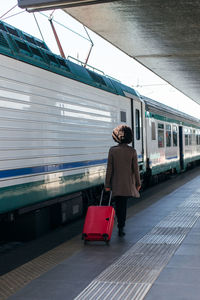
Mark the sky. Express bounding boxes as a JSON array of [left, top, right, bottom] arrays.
[[1, 1, 200, 119]]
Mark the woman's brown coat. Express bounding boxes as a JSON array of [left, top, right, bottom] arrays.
[[105, 144, 141, 198]]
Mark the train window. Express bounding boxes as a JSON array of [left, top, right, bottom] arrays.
[[196, 133, 200, 145], [166, 125, 171, 147], [185, 128, 189, 146], [135, 109, 140, 140], [120, 111, 126, 122], [158, 123, 164, 148], [185, 134, 189, 146], [173, 125, 178, 147], [158, 123, 164, 129], [151, 122, 156, 140], [188, 129, 192, 145], [189, 134, 192, 145]]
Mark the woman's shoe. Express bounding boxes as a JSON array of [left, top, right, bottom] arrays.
[[118, 228, 125, 237]]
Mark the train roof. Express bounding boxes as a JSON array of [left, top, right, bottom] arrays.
[[0, 20, 139, 100], [142, 95, 200, 128]]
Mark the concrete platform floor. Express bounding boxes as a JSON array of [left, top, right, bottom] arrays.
[[1, 166, 200, 300]]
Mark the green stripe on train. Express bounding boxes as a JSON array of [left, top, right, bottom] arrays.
[[0, 171, 105, 214], [184, 155, 200, 165], [151, 155, 200, 175], [151, 161, 181, 175]]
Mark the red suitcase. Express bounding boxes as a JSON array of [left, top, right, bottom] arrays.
[[82, 190, 115, 243]]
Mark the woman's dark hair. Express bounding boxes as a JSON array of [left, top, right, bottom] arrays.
[[112, 125, 133, 144]]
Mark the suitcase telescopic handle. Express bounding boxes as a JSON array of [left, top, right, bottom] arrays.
[[99, 189, 112, 206]]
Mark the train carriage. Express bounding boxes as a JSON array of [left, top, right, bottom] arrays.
[[143, 96, 200, 176]]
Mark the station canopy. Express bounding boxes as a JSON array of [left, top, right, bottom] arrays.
[[18, 0, 200, 106]]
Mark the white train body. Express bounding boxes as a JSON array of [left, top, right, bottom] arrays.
[[144, 97, 200, 176], [0, 51, 144, 214]]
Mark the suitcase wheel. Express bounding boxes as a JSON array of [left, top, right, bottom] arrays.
[[82, 233, 87, 240], [103, 234, 110, 245]]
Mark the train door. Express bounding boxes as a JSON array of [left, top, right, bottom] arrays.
[[179, 126, 184, 170], [132, 98, 143, 163]]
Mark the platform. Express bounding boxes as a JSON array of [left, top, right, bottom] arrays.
[[1, 169, 200, 300]]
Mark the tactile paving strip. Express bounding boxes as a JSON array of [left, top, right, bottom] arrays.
[[75, 281, 152, 300], [74, 191, 200, 300], [0, 238, 81, 300]]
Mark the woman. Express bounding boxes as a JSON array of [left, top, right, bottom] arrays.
[[105, 125, 141, 237]]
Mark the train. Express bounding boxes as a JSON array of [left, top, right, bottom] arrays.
[[0, 20, 199, 236]]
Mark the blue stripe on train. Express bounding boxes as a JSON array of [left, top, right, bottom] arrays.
[[0, 153, 143, 180], [0, 159, 108, 180]]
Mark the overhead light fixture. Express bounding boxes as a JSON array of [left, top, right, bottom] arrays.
[[18, 0, 115, 12]]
